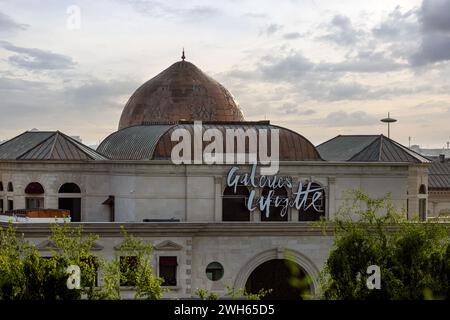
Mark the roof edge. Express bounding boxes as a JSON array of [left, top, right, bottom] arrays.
[[16, 132, 57, 160]]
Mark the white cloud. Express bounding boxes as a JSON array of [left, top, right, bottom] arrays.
[[0, 10, 28, 33], [320, 111, 379, 127], [0, 0, 449, 147]]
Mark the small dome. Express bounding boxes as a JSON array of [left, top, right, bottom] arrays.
[[118, 60, 245, 129]]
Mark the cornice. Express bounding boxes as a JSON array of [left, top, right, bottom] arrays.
[[0, 222, 333, 237]]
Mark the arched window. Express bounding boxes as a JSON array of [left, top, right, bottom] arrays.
[[58, 183, 82, 222], [0, 181, 3, 192], [418, 184, 427, 221], [222, 185, 250, 221], [299, 182, 325, 221], [7, 182, 13, 192], [261, 186, 289, 221], [25, 182, 45, 194], [59, 183, 81, 193], [25, 182, 44, 209], [419, 184, 427, 194]]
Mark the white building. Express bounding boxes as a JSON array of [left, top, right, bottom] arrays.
[[0, 58, 445, 299]]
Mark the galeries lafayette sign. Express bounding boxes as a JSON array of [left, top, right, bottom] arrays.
[[226, 164, 325, 218]]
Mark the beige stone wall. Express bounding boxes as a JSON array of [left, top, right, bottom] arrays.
[[429, 190, 450, 217], [0, 160, 415, 222], [21, 224, 334, 299], [1, 159, 446, 300], [190, 235, 333, 296], [26, 235, 193, 299], [407, 165, 430, 220]]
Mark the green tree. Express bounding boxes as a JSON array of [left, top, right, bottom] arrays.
[[107, 227, 165, 300], [48, 222, 99, 299], [319, 191, 450, 300], [194, 288, 219, 300], [0, 223, 165, 300], [194, 286, 271, 300], [0, 223, 81, 300], [0, 224, 33, 300]]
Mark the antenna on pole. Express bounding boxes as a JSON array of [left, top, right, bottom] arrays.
[[381, 112, 397, 138]]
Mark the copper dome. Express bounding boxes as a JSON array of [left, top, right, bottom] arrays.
[[118, 60, 245, 129]]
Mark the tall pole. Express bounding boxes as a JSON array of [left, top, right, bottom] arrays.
[[388, 113, 390, 138], [381, 112, 397, 139]]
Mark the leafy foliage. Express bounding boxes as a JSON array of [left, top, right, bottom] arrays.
[[114, 227, 165, 300], [0, 222, 164, 300], [194, 288, 219, 300], [0, 223, 83, 300], [194, 285, 271, 300], [0, 222, 268, 300], [319, 191, 450, 300]]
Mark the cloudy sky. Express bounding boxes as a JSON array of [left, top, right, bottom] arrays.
[[1, 0, 450, 148]]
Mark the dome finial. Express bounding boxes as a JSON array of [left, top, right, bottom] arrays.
[[181, 48, 186, 61]]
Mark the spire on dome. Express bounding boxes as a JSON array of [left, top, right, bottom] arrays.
[[181, 48, 186, 61]]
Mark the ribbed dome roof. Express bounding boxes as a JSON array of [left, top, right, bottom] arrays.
[[98, 121, 323, 161], [118, 60, 245, 129]]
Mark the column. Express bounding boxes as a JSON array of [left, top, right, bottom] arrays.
[[214, 176, 222, 222], [327, 176, 336, 220]]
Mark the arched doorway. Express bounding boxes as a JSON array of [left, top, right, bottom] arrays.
[[58, 183, 82, 222], [25, 182, 45, 209], [245, 259, 311, 300], [418, 184, 427, 221]]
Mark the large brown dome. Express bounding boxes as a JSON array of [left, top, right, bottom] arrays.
[[118, 60, 245, 129]]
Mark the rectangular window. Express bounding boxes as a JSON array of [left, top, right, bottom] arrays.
[[7, 200, 13, 211], [120, 256, 138, 287], [26, 197, 44, 209], [80, 256, 99, 287], [0, 199, 3, 213], [159, 256, 177, 286]]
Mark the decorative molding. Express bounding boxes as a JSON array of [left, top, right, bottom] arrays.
[[6, 222, 447, 238], [276, 247, 284, 259], [37, 239, 103, 251], [114, 239, 153, 251], [36, 240, 58, 251], [155, 240, 183, 251], [91, 242, 104, 251], [233, 248, 320, 295]]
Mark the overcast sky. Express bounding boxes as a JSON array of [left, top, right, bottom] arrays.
[[0, 0, 450, 148]]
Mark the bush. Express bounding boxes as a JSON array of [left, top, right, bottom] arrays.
[[0, 222, 164, 300], [320, 191, 450, 300]]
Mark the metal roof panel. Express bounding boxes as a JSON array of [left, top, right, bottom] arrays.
[[317, 135, 379, 161]]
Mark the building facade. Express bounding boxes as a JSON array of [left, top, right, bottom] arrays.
[[0, 58, 446, 298]]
